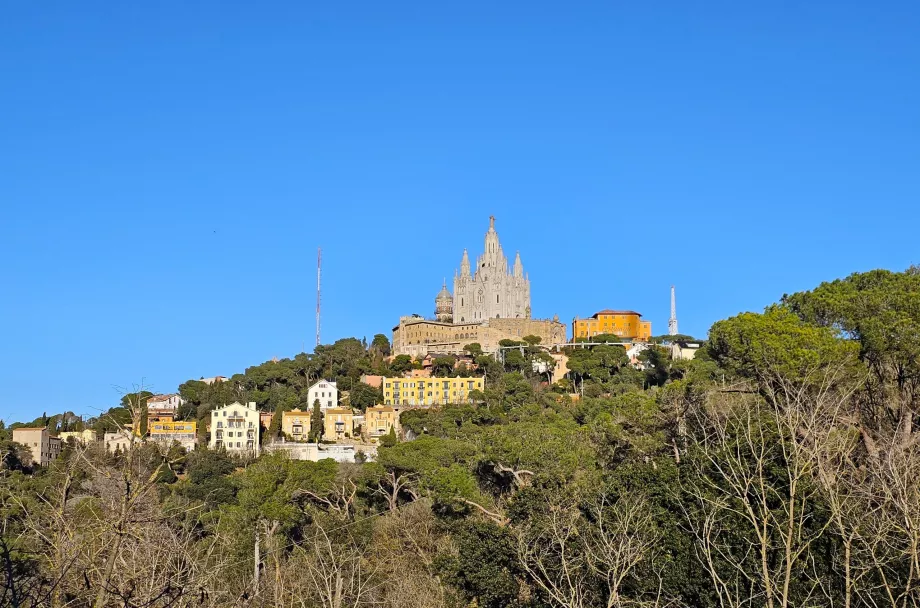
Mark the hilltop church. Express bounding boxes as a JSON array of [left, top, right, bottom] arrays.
[[393, 217, 565, 357]]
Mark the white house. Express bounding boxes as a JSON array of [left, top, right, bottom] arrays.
[[104, 429, 139, 453], [147, 394, 185, 413], [263, 439, 358, 463], [209, 402, 260, 455], [308, 380, 338, 410], [670, 341, 702, 361]]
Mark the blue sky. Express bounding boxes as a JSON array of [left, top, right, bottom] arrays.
[[2, 2, 918, 422]]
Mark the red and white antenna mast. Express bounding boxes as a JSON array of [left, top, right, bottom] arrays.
[[316, 247, 322, 348]]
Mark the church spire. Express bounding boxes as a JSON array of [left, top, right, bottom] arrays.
[[513, 251, 523, 277], [460, 249, 470, 277], [483, 215, 503, 266]]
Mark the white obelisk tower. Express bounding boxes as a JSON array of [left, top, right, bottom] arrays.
[[668, 285, 679, 336]]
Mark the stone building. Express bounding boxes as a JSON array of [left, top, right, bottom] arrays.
[[12, 428, 61, 467], [392, 315, 566, 358], [452, 216, 530, 323], [391, 216, 565, 357]]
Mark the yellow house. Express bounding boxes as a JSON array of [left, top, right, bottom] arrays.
[[323, 408, 354, 442], [59, 429, 98, 444], [572, 310, 651, 342], [365, 405, 399, 440], [282, 408, 312, 441], [382, 377, 484, 406], [148, 421, 197, 451]]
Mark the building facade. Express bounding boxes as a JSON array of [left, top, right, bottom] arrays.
[[365, 405, 399, 440], [147, 394, 185, 413], [323, 408, 355, 442], [453, 216, 530, 323], [104, 429, 138, 453], [209, 402, 260, 455], [149, 421, 197, 451], [393, 316, 566, 358], [382, 376, 484, 406], [391, 217, 565, 358], [282, 408, 312, 441], [573, 310, 652, 342], [263, 440, 358, 463], [308, 380, 338, 410], [59, 429, 98, 444], [13, 428, 62, 467]]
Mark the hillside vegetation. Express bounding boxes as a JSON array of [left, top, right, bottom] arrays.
[[2, 268, 920, 608]]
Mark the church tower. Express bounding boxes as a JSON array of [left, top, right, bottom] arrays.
[[435, 280, 453, 323], [452, 217, 531, 324]]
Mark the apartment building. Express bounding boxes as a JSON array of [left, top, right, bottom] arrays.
[[209, 402, 260, 455]]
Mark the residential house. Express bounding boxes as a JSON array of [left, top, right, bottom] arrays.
[[308, 380, 338, 410], [147, 394, 185, 414], [670, 341, 702, 361], [323, 408, 354, 442], [58, 429, 98, 444], [209, 402, 260, 455], [259, 411, 274, 430], [104, 429, 139, 453], [149, 421, 197, 451], [13, 428, 62, 467], [382, 376, 484, 406], [263, 440, 358, 463], [365, 405, 399, 441], [359, 375, 384, 389], [281, 408, 312, 442]]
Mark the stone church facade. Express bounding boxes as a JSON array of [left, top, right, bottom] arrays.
[[450, 216, 531, 323], [392, 217, 565, 357]]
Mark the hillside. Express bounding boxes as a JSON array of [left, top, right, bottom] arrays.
[[1, 267, 919, 607]]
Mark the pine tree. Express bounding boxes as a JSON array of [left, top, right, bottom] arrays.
[[309, 399, 323, 442]]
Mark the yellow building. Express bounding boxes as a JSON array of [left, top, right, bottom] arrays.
[[59, 429, 98, 444], [573, 310, 651, 342], [383, 377, 484, 406], [365, 405, 399, 440], [323, 408, 355, 442], [149, 421, 197, 451], [282, 408, 312, 441]]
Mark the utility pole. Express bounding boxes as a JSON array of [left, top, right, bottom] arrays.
[[316, 247, 322, 348], [668, 285, 679, 336]]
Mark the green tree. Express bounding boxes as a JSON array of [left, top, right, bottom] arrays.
[[463, 343, 483, 356], [522, 334, 542, 346], [379, 426, 397, 448], [348, 382, 382, 411], [390, 354, 413, 374], [309, 399, 323, 442], [370, 334, 391, 356], [431, 356, 455, 377]]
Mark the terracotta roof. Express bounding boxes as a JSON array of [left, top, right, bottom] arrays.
[[591, 310, 643, 318]]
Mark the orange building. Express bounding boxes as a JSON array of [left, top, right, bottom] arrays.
[[572, 310, 651, 342]]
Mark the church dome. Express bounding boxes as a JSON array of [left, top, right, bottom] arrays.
[[435, 280, 453, 322]]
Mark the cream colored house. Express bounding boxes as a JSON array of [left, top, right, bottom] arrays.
[[209, 402, 260, 455], [323, 408, 354, 442], [365, 405, 399, 441], [13, 428, 62, 466], [59, 429, 98, 444], [282, 408, 312, 441]]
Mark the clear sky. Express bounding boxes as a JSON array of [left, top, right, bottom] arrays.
[[2, 2, 918, 422]]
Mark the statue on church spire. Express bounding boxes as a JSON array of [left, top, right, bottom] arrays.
[[460, 249, 470, 277]]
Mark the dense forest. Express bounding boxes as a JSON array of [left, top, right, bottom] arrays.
[[2, 268, 919, 607]]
